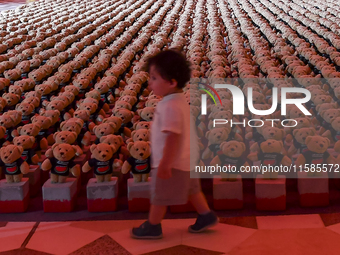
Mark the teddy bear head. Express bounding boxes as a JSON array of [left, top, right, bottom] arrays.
[[17, 123, 41, 136], [78, 102, 98, 114], [320, 108, 340, 123], [262, 126, 285, 140], [90, 143, 117, 162], [15, 102, 35, 116], [102, 116, 123, 130], [52, 143, 77, 161], [40, 110, 60, 125], [100, 134, 124, 147], [134, 121, 151, 130], [205, 127, 230, 144], [305, 136, 330, 153], [114, 101, 132, 111], [313, 94, 332, 105], [0, 144, 23, 164], [2, 93, 20, 106], [60, 118, 83, 134], [31, 115, 52, 130], [260, 139, 283, 153], [293, 128, 316, 145], [0, 114, 16, 128], [331, 116, 340, 132], [130, 129, 150, 142], [13, 135, 35, 150], [53, 131, 78, 144], [74, 109, 91, 121], [127, 141, 151, 160], [220, 140, 246, 158], [94, 81, 111, 94], [85, 89, 101, 100], [145, 98, 160, 108], [9, 85, 24, 95], [113, 108, 134, 124], [64, 85, 80, 95], [93, 123, 116, 139], [35, 84, 52, 95], [137, 107, 155, 121], [45, 100, 66, 112]]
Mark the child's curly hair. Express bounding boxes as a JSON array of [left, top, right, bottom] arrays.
[[147, 50, 191, 89]]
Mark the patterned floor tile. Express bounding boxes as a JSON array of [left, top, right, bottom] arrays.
[[69, 235, 131, 255], [219, 217, 257, 229], [228, 228, 340, 255], [0, 248, 53, 255], [141, 245, 224, 255], [320, 213, 340, 227], [182, 224, 256, 253], [69, 220, 145, 234], [256, 214, 324, 229], [26, 224, 103, 254]]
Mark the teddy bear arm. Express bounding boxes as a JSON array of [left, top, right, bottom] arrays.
[[70, 165, 80, 177], [281, 155, 292, 166], [20, 161, 30, 175], [45, 148, 53, 158], [202, 147, 213, 160], [88, 123, 96, 132], [285, 134, 293, 144], [318, 127, 326, 136], [321, 130, 332, 140], [235, 133, 243, 142], [41, 158, 52, 171], [210, 156, 221, 166], [113, 159, 123, 168], [250, 143, 259, 153], [96, 114, 105, 123], [123, 127, 131, 137], [295, 154, 306, 167], [75, 145, 83, 156], [98, 109, 106, 117], [120, 146, 130, 157], [11, 129, 19, 138], [136, 102, 145, 109], [121, 161, 131, 174], [82, 162, 92, 173], [334, 141, 340, 153], [326, 155, 337, 165], [126, 138, 133, 144], [40, 137, 48, 150], [63, 112, 72, 121], [247, 152, 258, 162]]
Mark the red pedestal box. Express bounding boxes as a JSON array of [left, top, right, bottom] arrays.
[[213, 176, 243, 210], [255, 175, 286, 211], [0, 178, 30, 213], [73, 154, 88, 194], [42, 178, 77, 212], [127, 178, 151, 212], [87, 177, 118, 212], [298, 171, 329, 207], [24, 165, 41, 197]]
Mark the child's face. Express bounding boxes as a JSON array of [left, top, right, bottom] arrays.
[[149, 65, 176, 97]]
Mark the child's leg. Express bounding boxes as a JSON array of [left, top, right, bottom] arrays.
[[149, 204, 167, 225], [188, 191, 210, 215]]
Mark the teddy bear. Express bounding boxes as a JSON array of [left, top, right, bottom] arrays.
[[2, 93, 20, 111], [126, 129, 150, 144], [102, 116, 131, 137], [121, 141, 151, 182], [73, 109, 95, 143], [93, 123, 116, 144], [44, 131, 83, 159], [210, 140, 249, 181], [15, 102, 36, 125], [133, 106, 155, 124], [13, 135, 39, 165], [78, 101, 104, 124], [82, 143, 123, 182], [322, 116, 340, 144], [288, 128, 316, 157], [0, 144, 30, 183], [94, 81, 115, 104], [85, 89, 110, 112], [100, 134, 130, 160], [0, 113, 19, 144], [41, 143, 80, 183], [133, 121, 152, 130], [248, 139, 292, 179], [43, 100, 72, 123], [250, 126, 286, 154], [294, 136, 336, 176], [202, 127, 234, 160], [112, 108, 134, 130]]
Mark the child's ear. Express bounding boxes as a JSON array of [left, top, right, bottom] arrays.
[[170, 79, 178, 88]]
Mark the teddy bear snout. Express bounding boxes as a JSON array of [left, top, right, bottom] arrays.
[[60, 151, 65, 156], [270, 132, 274, 136], [217, 135, 221, 139], [61, 137, 65, 141], [268, 142, 272, 145], [320, 144, 324, 148], [102, 154, 106, 158], [4, 155, 8, 159], [231, 148, 235, 151], [139, 152, 144, 157]]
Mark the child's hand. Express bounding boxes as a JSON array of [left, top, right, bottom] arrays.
[[157, 162, 172, 179]]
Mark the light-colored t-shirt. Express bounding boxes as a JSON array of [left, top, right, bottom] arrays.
[[150, 93, 199, 171]]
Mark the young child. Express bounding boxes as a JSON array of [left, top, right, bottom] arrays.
[[131, 50, 218, 239]]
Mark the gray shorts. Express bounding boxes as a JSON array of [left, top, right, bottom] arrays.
[[150, 168, 202, 206]]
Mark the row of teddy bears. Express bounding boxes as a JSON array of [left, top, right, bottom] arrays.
[[184, 0, 340, 180], [0, 0, 193, 184]]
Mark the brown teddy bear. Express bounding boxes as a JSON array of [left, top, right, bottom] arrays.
[[2, 93, 20, 111], [78, 101, 104, 124], [112, 108, 134, 130], [100, 134, 130, 160], [0, 144, 30, 183], [93, 123, 116, 144], [122, 141, 151, 182], [126, 129, 150, 144], [44, 131, 82, 158], [0, 126, 6, 147], [41, 143, 80, 183], [13, 135, 39, 165], [288, 128, 316, 157], [294, 136, 336, 176], [103, 116, 131, 137], [15, 102, 36, 125], [94, 82, 115, 104], [73, 109, 95, 146], [85, 89, 110, 113], [248, 139, 292, 179], [82, 143, 123, 182], [250, 126, 286, 154], [133, 121, 151, 130], [210, 140, 249, 181], [0, 113, 18, 144]]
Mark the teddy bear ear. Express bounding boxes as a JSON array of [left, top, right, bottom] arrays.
[[137, 109, 142, 116], [205, 130, 211, 139], [127, 142, 134, 151], [0, 126, 5, 133], [72, 145, 78, 154], [280, 129, 285, 137], [131, 130, 136, 138], [53, 132, 59, 140], [324, 137, 330, 147], [220, 141, 227, 150], [309, 128, 316, 135], [16, 145, 23, 155], [15, 104, 20, 110], [13, 136, 19, 144], [305, 136, 313, 145], [90, 144, 97, 153], [30, 136, 35, 143], [108, 122, 116, 130], [52, 143, 59, 151], [293, 129, 299, 136], [92, 125, 98, 133], [279, 141, 283, 148]]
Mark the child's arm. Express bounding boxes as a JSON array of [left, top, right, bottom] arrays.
[[157, 131, 181, 179]]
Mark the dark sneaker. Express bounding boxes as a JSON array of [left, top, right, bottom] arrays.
[[188, 211, 218, 233], [131, 221, 163, 239]]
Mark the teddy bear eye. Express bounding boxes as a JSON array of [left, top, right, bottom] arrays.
[[106, 150, 109, 152], [99, 151, 102, 153], [136, 148, 139, 151]]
